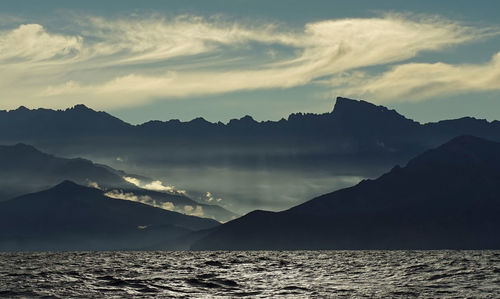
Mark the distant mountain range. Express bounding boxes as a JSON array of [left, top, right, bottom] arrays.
[[192, 136, 500, 250], [3, 97, 500, 213], [2, 97, 500, 250], [2, 97, 500, 172], [0, 143, 237, 222], [0, 181, 219, 251]]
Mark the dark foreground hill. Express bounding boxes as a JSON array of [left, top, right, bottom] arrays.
[[192, 136, 500, 250], [0, 181, 219, 251]]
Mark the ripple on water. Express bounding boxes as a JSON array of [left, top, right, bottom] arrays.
[[0, 251, 499, 298]]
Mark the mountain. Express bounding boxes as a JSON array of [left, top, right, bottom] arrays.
[[0, 181, 219, 251], [0, 143, 237, 222], [0, 104, 131, 139], [3, 98, 500, 168], [3, 98, 500, 213], [192, 135, 500, 250], [0, 143, 129, 200]]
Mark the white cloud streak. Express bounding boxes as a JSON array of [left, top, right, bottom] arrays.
[[104, 189, 176, 211], [123, 176, 186, 195], [330, 51, 500, 102], [0, 24, 82, 63], [0, 14, 496, 109]]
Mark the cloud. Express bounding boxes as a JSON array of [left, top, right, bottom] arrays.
[[123, 176, 141, 186], [104, 189, 176, 211], [0, 24, 82, 63], [0, 13, 494, 109], [87, 181, 102, 190], [105, 190, 152, 203], [123, 176, 187, 195], [206, 192, 213, 202], [205, 191, 222, 203], [161, 202, 175, 210], [184, 205, 204, 217], [144, 180, 175, 192], [331, 51, 500, 102], [78, 15, 293, 65]]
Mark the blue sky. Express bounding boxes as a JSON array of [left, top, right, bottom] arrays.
[[1, 0, 499, 124]]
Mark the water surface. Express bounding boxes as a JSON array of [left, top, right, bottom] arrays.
[[1, 251, 499, 298]]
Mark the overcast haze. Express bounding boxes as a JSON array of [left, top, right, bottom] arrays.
[[1, 0, 499, 124]]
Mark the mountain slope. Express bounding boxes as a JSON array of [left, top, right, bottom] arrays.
[[0, 143, 129, 200], [192, 135, 500, 250], [0, 181, 219, 251], [3, 97, 500, 214], [3, 98, 500, 167], [108, 188, 239, 222], [0, 104, 131, 140], [0, 143, 238, 222]]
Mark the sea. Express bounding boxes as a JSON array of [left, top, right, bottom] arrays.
[[1, 251, 499, 298]]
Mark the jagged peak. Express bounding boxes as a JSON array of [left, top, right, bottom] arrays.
[[67, 104, 94, 112], [13, 106, 30, 112], [228, 115, 257, 125], [189, 117, 211, 125], [332, 96, 417, 124], [240, 115, 255, 122], [333, 97, 388, 114]]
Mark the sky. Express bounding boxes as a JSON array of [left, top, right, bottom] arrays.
[[0, 0, 499, 124]]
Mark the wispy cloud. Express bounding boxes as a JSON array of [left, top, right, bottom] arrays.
[[104, 189, 176, 211], [0, 14, 496, 109], [330, 51, 500, 102], [123, 176, 186, 195], [0, 24, 82, 63]]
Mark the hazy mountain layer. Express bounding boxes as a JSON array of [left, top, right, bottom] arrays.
[[2, 97, 500, 213], [0, 143, 237, 222], [192, 136, 500, 250]]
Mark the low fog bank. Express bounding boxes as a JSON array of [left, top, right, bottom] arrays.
[[12, 143, 391, 214], [88, 158, 376, 214]]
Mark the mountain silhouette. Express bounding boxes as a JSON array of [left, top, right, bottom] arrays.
[[0, 143, 129, 200], [0, 181, 219, 251], [192, 135, 500, 250], [2, 97, 499, 174], [0, 104, 130, 139], [3, 97, 500, 213], [0, 143, 237, 222]]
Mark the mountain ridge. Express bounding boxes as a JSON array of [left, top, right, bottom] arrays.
[[0, 143, 238, 222], [3, 96, 500, 213], [0, 180, 220, 251], [192, 135, 500, 250], [5, 97, 499, 127]]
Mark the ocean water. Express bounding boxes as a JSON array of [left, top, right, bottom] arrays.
[[1, 251, 499, 298]]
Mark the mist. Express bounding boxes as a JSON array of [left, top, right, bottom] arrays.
[[98, 160, 372, 214]]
